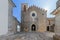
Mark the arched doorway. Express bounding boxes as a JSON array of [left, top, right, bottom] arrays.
[[47, 26, 49, 31], [31, 24, 36, 31]]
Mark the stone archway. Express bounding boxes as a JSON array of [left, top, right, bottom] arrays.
[[31, 24, 36, 31]]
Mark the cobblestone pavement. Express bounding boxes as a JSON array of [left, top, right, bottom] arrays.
[[44, 32, 55, 40], [0, 32, 55, 40], [45, 32, 55, 37]]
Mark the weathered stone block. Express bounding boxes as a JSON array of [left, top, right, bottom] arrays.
[[53, 35, 60, 40]]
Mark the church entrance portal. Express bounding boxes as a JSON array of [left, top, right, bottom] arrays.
[[31, 24, 36, 31]]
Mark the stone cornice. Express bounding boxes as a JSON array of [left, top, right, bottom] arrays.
[[8, 0, 16, 7], [51, 7, 60, 15]]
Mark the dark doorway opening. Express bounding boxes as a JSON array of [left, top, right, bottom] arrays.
[[31, 24, 36, 31], [47, 26, 49, 31]]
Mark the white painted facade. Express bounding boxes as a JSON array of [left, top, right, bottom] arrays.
[[0, 0, 8, 35], [0, 0, 15, 35]]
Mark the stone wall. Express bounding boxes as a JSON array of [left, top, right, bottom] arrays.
[[53, 34, 60, 40], [54, 12, 60, 35], [47, 18, 55, 32]]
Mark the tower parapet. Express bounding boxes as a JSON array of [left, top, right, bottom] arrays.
[[21, 3, 28, 12]]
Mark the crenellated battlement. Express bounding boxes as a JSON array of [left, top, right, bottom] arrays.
[[28, 5, 47, 12], [21, 3, 47, 13], [56, 0, 60, 8]]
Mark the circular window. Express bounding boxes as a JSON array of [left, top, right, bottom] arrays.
[[30, 11, 37, 18], [32, 13, 35, 17]]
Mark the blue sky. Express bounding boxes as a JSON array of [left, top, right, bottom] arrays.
[[13, 0, 57, 22]]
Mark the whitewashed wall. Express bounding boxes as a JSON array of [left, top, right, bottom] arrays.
[[0, 0, 8, 35]]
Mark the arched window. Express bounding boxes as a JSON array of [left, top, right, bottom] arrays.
[[16, 25, 20, 32]]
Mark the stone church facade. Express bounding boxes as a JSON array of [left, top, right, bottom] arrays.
[[1, 0, 60, 40], [21, 3, 47, 32]]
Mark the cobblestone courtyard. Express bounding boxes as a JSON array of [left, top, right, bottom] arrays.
[[0, 32, 55, 40]]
